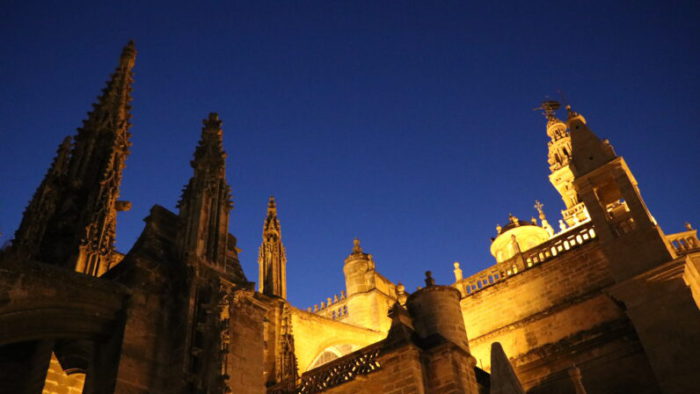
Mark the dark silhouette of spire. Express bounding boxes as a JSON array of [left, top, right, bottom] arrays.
[[68, 40, 136, 276], [10, 41, 136, 277], [177, 113, 233, 271]]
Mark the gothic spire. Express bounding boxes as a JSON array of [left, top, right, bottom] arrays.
[[11, 136, 73, 257], [10, 42, 136, 277], [177, 113, 234, 272], [69, 40, 136, 276], [69, 41, 135, 184], [258, 196, 287, 298]]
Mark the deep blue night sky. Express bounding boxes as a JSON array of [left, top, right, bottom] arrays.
[[2, 1, 699, 309]]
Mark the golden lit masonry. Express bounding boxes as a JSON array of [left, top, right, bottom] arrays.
[[1, 43, 699, 394]]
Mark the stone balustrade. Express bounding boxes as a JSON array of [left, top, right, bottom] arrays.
[[297, 342, 383, 393], [457, 223, 597, 296], [306, 291, 348, 320], [267, 342, 383, 394], [667, 229, 699, 255]]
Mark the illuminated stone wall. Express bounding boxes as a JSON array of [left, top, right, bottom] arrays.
[[42, 353, 84, 394], [291, 307, 385, 373], [460, 240, 659, 392], [314, 345, 426, 394], [462, 242, 613, 365]]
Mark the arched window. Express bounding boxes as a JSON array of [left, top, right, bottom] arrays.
[[308, 344, 359, 370]]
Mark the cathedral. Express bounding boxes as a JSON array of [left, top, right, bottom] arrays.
[[1, 42, 699, 394]]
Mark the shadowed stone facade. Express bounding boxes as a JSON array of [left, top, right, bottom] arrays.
[[1, 43, 699, 394]]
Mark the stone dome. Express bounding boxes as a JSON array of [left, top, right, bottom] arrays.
[[490, 215, 550, 263]]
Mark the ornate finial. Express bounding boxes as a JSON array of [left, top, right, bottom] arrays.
[[397, 282, 405, 294], [268, 196, 277, 213], [352, 238, 363, 254], [531, 217, 538, 225], [508, 214, 519, 225], [496, 224, 502, 234], [685, 222, 694, 231], [396, 282, 408, 304], [536, 100, 561, 122], [534, 200, 546, 221], [203, 112, 223, 130], [424, 271, 435, 287]]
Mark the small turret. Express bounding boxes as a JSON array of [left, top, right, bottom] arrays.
[[406, 271, 469, 351], [343, 239, 376, 296], [406, 272, 478, 392]]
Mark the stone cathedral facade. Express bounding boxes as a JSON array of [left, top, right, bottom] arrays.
[[1, 43, 699, 394]]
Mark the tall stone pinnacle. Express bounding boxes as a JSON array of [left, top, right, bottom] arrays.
[[177, 113, 234, 272], [11, 42, 136, 277], [259, 196, 287, 298], [69, 41, 135, 181], [69, 40, 136, 276]]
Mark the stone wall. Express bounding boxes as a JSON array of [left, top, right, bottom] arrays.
[[42, 353, 84, 394], [462, 242, 614, 363], [460, 240, 659, 392], [308, 344, 426, 394], [228, 293, 268, 394], [291, 307, 385, 373]]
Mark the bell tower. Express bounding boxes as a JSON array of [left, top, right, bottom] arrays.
[[541, 100, 588, 226], [564, 104, 674, 279], [559, 105, 700, 393]]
